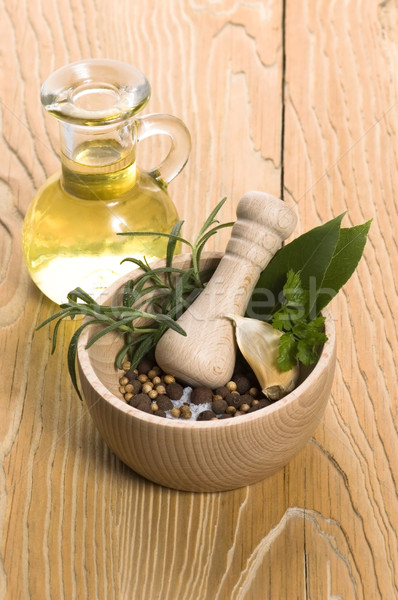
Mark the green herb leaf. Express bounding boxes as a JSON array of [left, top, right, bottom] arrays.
[[272, 272, 328, 371], [37, 199, 229, 399], [277, 332, 298, 371], [196, 197, 228, 239], [314, 220, 372, 314], [248, 214, 345, 319]]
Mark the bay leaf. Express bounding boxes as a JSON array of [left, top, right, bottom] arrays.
[[248, 213, 345, 320], [314, 219, 372, 314]]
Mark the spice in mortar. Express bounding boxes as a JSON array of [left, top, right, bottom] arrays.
[[118, 356, 274, 421]]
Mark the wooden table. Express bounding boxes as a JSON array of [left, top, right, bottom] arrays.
[[1, 1, 397, 598]]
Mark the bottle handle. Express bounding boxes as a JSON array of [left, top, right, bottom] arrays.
[[136, 113, 191, 186]]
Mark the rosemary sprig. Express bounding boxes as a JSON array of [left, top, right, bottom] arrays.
[[37, 197, 233, 400]]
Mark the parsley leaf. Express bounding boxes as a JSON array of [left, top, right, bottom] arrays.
[[272, 271, 328, 371]]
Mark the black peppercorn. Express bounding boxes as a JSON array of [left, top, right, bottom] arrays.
[[233, 376, 251, 394], [225, 392, 244, 409], [197, 410, 217, 421], [129, 393, 151, 410], [155, 410, 167, 418], [191, 386, 213, 405], [240, 394, 255, 406], [137, 358, 154, 374], [125, 369, 138, 382], [166, 382, 184, 400], [156, 395, 174, 411], [211, 397, 228, 415], [214, 386, 229, 399]]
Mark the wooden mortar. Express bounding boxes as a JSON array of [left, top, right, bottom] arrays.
[[155, 191, 297, 387]]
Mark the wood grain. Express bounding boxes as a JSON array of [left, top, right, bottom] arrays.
[[0, 0, 397, 598]]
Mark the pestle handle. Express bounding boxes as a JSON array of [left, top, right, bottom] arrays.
[[155, 191, 297, 387]]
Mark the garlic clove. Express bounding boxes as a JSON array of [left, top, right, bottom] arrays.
[[225, 314, 299, 400]]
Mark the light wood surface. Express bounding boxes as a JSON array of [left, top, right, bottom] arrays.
[[1, 1, 397, 598]]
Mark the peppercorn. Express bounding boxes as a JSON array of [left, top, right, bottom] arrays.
[[191, 386, 213, 405], [180, 405, 192, 419], [119, 376, 129, 386], [122, 361, 131, 371], [170, 407, 181, 419], [211, 397, 228, 415], [214, 386, 229, 398], [129, 393, 150, 409], [247, 399, 271, 413], [226, 381, 237, 392], [247, 403, 261, 413], [156, 395, 174, 411], [148, 389, 158, 400], [137, 358, 153, 374], [233, 375, 251, 394], [138, 373, 148, 383], [125, 369, 138, 382], [151, 376, 162, 386], [225, 405, 236, 415], [240, 394, 254, 407], [163, 374, 175, 385], [155, 384, 167, 396], [166, 382, 184, 400], [131, 379, 142, 394], [225, 393, 244, 409], [137, 399, 152, 413], [248, 387, 260, 397], [142, 382, 154, 394], [197, 410, 217, 421], [151, 402, 159, 412]]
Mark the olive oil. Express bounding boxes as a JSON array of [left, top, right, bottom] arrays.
[[23, 59, 190, 304], [23, 164, 179, 305]]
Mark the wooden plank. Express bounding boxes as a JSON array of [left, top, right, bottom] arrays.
[[0, 1, 287, 599], [284, 1, 398, 598]]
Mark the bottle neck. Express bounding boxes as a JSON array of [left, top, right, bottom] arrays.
[[59, 120, 138, 200]]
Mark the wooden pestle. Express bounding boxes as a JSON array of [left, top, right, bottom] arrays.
[[155, 191, 297, 388]]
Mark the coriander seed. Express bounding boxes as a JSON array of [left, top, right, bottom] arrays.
[[142, 382, 154, 394]]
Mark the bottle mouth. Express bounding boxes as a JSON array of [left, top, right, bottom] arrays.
[[41, 59, 151, 126]]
